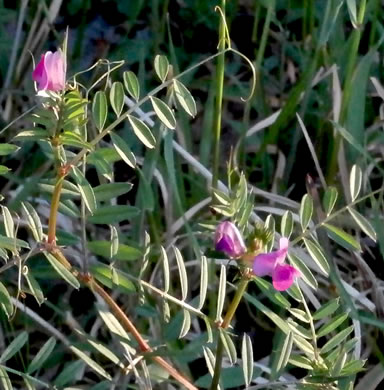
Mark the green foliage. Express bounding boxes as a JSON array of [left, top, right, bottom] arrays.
[[0, 1, 381, 388]]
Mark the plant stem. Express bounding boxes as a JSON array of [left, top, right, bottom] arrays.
[[47, 175, 65, 244], [211, 0, 226, 192], [49, 247, 197, 390], [210, 276, 250, 390], [299, 288, 319, 361]]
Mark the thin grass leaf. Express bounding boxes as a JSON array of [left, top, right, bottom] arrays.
[[161, 246, 170, 293], [288, 355, 313, 370], [43, 252, 80, 289], [289, 308, 310, 323], [287, 320, 312, 339], [252, 276, 291, 308], [265, 214, 276, 251], [150, 96, 176, 129], [317, 313, 349, 337], [0, 235, 30, 253], [0, 281, 13, 317], [27, 337, 56, 374], [0, 331, 28, 363], [70, 346, 112, 380], [110, 132, 136, 168], [204, 317, 213, 343], [179, 309, 191, 338], [24, 271, 44, 305], [198, 255, 208, 310], [110, 226, 118, 259], [288, 253, 318, 290], [154, 54, 169, 82], [2, 206, 14, 238], [54, 360, 84, 387], [350, 164, 362, 202], [320, 326, 354, 354], [81, 333, 123, 369], [216, 264, 226, 322], [275, 331, 293, 374], [281, 210, 293, 238], [323, 186, 338, 216], [0, 166, 10, 175], [203, 346, 215, 376], [127, 115, 156, 148], [303, 238, 330, 275], [123, 71, 140, 101], [0, 366, 12, 390], [0, 144, 19, 156], [244, 291, 290, 334], [346, 0, 357, 27], [13, 129, 47, 141], [324, 223, 361, 251], [326, 338, 357, 363], [220, 329, 237, 365], [340, 359, 366, 375], [241, 333, 253, 387], [93, 182, 133, 202], [92, 91, 108, 131], [22, 202, 43, 241], [71, 166, 97, 214], [348, 207, 377, 242], [299, 194, 313, 231], [88, 205, 140, 224], [292, 334, 315, 357], [173, 80, 197, 117], [173, 246, 188, 301], [313, 298, 340, 320], [110, 81, 125, 117], [331, 351, 347, 376]]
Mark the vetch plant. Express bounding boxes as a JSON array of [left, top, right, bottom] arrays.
[[0, 5, 378, 390]]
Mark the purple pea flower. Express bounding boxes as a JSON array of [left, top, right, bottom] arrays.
[[253, 237, 300, 291], [32, 50, 66, 92], [215, 221, 246, 258]]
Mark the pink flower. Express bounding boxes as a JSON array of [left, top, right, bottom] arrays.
[[253, 237, 300, 291], [214, 221, 246, 258], [32, 50, 66, 92]]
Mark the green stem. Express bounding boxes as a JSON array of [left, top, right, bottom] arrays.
[[47, 175, 65, 244], [299, 288, 319, 361], [48, 247, 198, 390], [212, 0, 226, 192], [255, 1, 273, 71], [210, 277, 250, 390]]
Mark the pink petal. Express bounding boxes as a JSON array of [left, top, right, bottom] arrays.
[[253, 251, 280, 276], [32, 54, 49, 90], [279, 237, 289, 251], [272, 264, 300, 291], [44, 51, 66, 91], [214, 221, 246, 258]]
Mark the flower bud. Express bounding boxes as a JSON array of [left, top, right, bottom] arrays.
[[214, 221, 246, 258], [32, 50, 66, 92]]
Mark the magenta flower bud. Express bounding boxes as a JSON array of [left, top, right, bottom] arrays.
[[214, 221, 246, 258], [253, 237, 300, 291], [32, 50, 66, 92]]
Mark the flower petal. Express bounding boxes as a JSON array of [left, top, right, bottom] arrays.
[[44, 50, 66, 91], [32, 54, 49, 90], [214, 221, 246, 258], [272, 264, 300, 291], [253, 251, 280, 276]]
